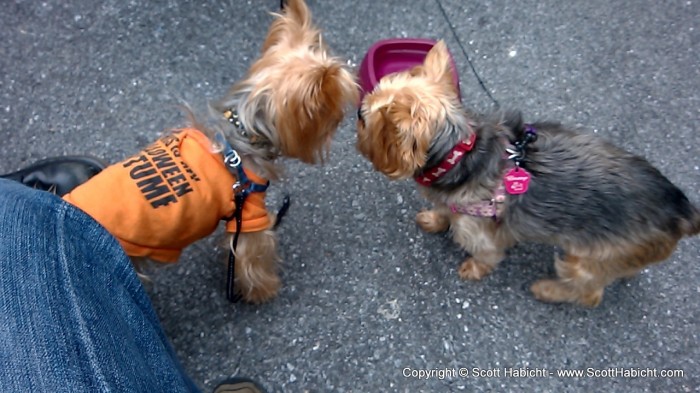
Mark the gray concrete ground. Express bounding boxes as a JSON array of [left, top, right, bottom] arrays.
[[2, 0, 699, 392]]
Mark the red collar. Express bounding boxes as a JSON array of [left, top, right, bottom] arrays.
[[414, 133, 477, 186]]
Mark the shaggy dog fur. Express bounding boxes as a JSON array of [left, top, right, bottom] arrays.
[[357, 41, 699, 307]]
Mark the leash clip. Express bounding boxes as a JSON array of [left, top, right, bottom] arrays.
[[505, 146, 523, 161], [506, 124, 538, 165], [232, 180, 252, 199]]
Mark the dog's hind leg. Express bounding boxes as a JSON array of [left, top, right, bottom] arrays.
[[530, 253, 609, 307], [531, 235, 679, 307]]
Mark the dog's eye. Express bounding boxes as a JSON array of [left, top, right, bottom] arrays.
[[357, 107, 365, 126]]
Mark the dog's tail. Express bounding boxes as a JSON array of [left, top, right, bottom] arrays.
[[680, 203, 700, 236]]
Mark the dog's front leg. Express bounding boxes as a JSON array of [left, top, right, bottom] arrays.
[[229, 230, 281, 304], [450, 215, 510, 280], [416, 207, 451, 233]]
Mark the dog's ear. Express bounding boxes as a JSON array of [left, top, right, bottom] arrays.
[[359, 94, 433, 179], [263, 0, 313, 52], [423, 40, 454, 88]]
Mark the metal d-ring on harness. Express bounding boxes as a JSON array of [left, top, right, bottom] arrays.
[[215, 133, 270, 302]]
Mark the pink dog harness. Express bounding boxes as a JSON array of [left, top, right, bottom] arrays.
[[448, 164, 532, 219], [449, 182, 507, 218]]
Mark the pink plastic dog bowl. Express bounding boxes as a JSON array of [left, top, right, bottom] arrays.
[[358, 38, 461, 103]]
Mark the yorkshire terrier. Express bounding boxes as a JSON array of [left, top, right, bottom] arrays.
[[62, 0, 358, 303], [356, 40, 699, 307]]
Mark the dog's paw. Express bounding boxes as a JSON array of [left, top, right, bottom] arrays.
[[457, 258, 493, 280], [241, 277, 281, 304], [416, 210, 449, 233], [530, 279, 564, 303], [242, 286, 279, 304], [530, 279, 602, 308]]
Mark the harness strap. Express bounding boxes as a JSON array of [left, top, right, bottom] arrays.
[[215, 133, 270, 303], [226, 192, 291, 302], [215, 133, 294, 303]]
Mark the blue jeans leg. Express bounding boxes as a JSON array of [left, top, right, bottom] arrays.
[[0, 179, 199, 392]]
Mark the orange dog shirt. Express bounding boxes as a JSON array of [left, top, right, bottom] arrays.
[[63, 128, 271, 262]]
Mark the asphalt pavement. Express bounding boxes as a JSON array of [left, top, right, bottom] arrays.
[[1, 0, 698, 392]]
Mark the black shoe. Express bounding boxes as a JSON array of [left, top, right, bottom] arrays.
[[1, 155, 108, 197], [213, 377, 268, 393]]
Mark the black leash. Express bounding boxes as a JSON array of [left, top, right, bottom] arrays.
[[226, 192, 247, 302], [226, 193, 291, 302], [273, 194, 291, 229], [216, 132, 270, 302], [434, 0, 500, 108]]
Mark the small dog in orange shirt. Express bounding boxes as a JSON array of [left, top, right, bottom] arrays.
[[63, 0, 358, 303]]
